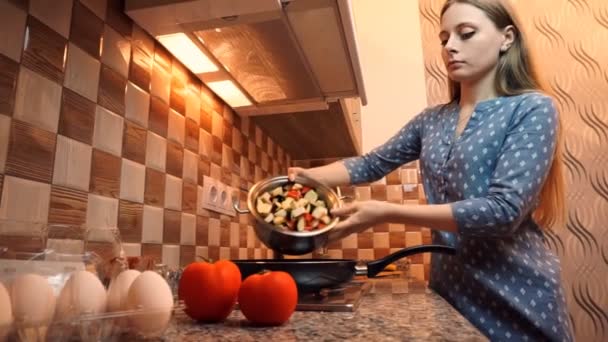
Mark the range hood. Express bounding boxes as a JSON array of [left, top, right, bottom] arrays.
[[125, 0, 367, 116]]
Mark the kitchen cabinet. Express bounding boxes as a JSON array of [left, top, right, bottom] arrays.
[[251, 98, 363, 160]]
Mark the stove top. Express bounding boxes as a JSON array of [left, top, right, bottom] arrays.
[[295, 280, 371, 312]]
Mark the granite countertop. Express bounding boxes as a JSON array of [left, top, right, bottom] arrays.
[[162, 274, 488, 341]]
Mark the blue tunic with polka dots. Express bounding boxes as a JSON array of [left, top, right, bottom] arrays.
[[343, 92, 573, 341]]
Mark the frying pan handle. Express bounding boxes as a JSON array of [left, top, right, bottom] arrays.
[[366, 244, 457, 278]]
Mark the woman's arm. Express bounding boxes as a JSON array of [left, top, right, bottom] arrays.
[[329, 201, 457, 242], [330, 94, 558, 240], [289, 107, 430, 188]]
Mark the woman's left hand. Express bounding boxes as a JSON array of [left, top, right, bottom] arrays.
[[328, 200, 388, 242]]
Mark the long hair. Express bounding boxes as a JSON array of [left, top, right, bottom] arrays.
[[441, 0, 566, 229]]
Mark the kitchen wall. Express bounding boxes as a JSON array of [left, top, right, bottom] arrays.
[[418, 0, 608, 341], [351, 0, 428, 153], [0, 0, 292, 268]]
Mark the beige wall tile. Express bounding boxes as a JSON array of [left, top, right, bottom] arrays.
[[195, 246, 208, 260], [53, 135, 93, 191], [0, 116, 10, 173], [341, 233, 357, 249], [180, 213, 196, 245], [125, 82, 150, 127], [328, 249, 343, 259], [162, 244, 180, 269], [86, 194, 119, 229], [387, 185, 403, 202], [0, 1, 27, 62], [405, 231, 422, 247], [168, 109, 185, 146], [93, 105, 124, 156], [120, 159, 145, 203], [355, 187, 372, 201], [182, 150, 198, 184], [357, 249, 374, 260], [164, 175, 182, 210], [122, 242, 141, 257], [29, 0, 73, 38], [0, 176, 51, 223], [64, 43, 100, 102], [145, 131, 166, 172], [199, 129, 212, 158], [142, 205, 163, 243], [14, 67, 63, 133], [220, 246, 230, 260], [373, 232, 390, 248], [101, 25, 131, 77]]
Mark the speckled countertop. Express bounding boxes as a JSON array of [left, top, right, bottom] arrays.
[[161, 275, 488, 341]]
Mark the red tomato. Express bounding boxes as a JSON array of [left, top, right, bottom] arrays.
[[238, 271, 298, 326], [178, 260, 242, 322]]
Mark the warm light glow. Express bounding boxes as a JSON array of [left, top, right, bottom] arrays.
[[206, 80, 252, 107], [157, 33, 218, 73]]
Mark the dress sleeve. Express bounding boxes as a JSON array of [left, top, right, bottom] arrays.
[[342, 108, 429, 184], [451, 95, 559, 237]]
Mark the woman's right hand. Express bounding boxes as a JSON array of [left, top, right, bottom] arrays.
[[287, 167, 323, 186]]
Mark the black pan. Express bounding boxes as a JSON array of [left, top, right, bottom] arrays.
[[232, 244, 456, 293]]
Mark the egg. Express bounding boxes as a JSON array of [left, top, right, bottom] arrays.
[[107, 270, 140, 312], [10, 273, 56, 340], [126, 271, 173, 337], [0, 282, 13, 341], [56, 271, 107, 322]]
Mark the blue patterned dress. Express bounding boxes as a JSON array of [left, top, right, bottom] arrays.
[[343, 92, 573, 341]]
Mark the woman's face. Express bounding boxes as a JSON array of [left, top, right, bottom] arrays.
[[439, 3, 512, 84]]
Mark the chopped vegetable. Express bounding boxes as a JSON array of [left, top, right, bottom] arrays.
[[270, 186, 284, 197], [311, 206, 328, 220], [255, 182, 333, 231], [304, 190, 318, 203]]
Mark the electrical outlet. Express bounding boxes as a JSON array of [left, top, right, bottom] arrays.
[[201, 176, 236, 216]]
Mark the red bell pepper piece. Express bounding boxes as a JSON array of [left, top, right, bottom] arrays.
[[304, 213, 313, 223], [286, 190, 301, 200]]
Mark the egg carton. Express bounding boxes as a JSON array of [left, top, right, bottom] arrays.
[[0, 220, 184, 341]]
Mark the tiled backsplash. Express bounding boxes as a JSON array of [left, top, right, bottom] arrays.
[[0, 0, 291, 268], [0, 0, 432, 281], [292, 158, 432, 281]]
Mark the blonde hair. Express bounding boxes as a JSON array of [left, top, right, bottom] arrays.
[[441, 0, 566, 229]]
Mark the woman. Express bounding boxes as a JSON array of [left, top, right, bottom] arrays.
[[288, 0, 573, 341]]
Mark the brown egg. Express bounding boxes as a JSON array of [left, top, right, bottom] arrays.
[[0, 282, 12, 341], [56, 271, 107, 321], [126, 271, 173, 337], [10, 273, 56, 337]]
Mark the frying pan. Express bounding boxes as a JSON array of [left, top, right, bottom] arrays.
[[232, 244, 456, 293]]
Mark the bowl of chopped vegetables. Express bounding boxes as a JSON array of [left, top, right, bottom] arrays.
[[233, 176, 343, 255]]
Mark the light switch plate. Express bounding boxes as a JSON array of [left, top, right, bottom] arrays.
[[201, 176, 236, 216]]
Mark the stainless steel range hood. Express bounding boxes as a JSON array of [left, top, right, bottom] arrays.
[[125, 0, 367, 116]]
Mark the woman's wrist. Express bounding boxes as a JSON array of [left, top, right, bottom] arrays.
[[381, 201, 408, 223]]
